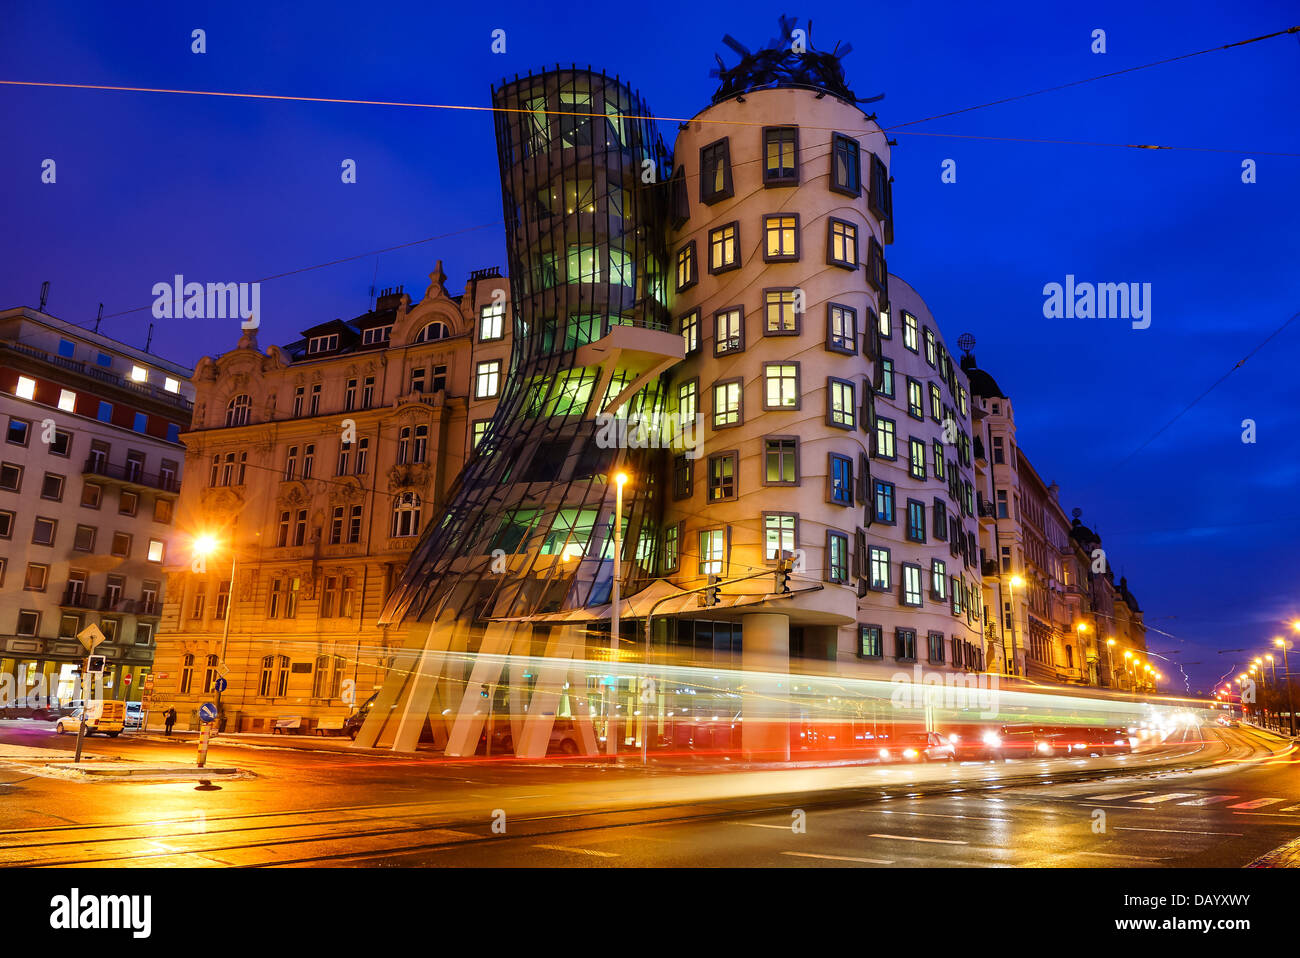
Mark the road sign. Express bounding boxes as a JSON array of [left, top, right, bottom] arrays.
[[214, 677, 227, 693], [85, 655, 106, 674], [199, 702, 218, 723], [217, 662, 230, 677], [143, 676, 154, 690], [123, 674, 132, 686], [76, 623, 106, 651]]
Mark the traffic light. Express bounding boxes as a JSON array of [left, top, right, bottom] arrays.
[[85, 655, 106, 674], [698, 575, 721, 607], [775, 553, 794, 594]]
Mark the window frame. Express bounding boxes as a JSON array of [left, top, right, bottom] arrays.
[[762, 213, 800, 263], [762, 125, 800, 186], [827, 217, 859, 270]]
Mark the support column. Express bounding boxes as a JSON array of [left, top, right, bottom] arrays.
[[741, 613, 790, 761]]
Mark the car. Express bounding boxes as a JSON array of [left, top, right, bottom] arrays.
[[54, 700, 126, 737], [124, 702, 143, 729], [876, 731, 955, 763]]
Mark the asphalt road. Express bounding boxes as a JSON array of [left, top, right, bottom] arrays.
[[1, 719, 1294, 867]]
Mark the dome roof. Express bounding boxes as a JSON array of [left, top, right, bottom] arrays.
[[959, 353, 1006, 399]]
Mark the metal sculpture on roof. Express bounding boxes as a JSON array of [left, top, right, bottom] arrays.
[[710, 15, 884, 105]]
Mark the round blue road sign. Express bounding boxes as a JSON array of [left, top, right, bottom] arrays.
[[199, 702, 218, 722], [214, 677, 228, 693]]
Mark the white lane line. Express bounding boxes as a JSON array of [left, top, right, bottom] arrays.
[[1280, 805, 1300, 813], [1177, 795, 1239, 806], [532, 843, 618, 858], [868, 833, 968, 845], [876, 810, 1013, 823], [1076, 851, 1169, 861], [1228, 798, 1286, 809], [781, 851, 894, 865], [1132, 793, 1198, 804], [1116, 826, 1242, 836], [1081, 790, 1154, 801]]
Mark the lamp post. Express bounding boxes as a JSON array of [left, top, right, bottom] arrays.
[[1006, 574, 1024, 676], [1105, 638, 1117, 688], [606, 471, 628, 757], [1276, 631, 1297, 736], [1074, 622, 1088, 681], [193, 530, 237, 731]]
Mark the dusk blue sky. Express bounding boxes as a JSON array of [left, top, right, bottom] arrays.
[[2, 1, 1297, 692]]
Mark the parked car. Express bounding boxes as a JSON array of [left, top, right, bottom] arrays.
[[54, 700, 125, 737], [876, 731, 955, 763], [124, 702, 143, 729]]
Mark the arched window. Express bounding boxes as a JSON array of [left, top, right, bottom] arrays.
[[202, 654, 219, 693], [414, 321, 450, 343], [179, 653, 195, 694], [225, 394, 251, 427], [391, 492, 422, 537]]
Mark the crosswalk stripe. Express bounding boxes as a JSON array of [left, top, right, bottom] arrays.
[[1177, 795, 1239, 806], [1081, 791, 1153, 801], [1132, 793, 1197, 804], [1228, 798, 1285, 809]]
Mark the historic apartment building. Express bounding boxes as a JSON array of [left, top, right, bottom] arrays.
[[0, 305, 194, 705], [149, 266, 509, 730]]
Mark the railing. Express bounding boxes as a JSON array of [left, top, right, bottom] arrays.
[[136, 599, 161, 616], [981, 560, 1000, 578], [2, 339, 193, 411], [83, 457, 180, 493], [60, 589, 98, 610], [978, 501, 997, 518]]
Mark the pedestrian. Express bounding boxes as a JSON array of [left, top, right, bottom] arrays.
[[164, 707, 176, 737]]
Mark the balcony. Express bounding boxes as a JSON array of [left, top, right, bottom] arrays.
[[973, 435, 987, 464], [981, 560, 1000, 578], [84, 457, 180, 494], [59, 588, 99, 610], [3, 339, 193, 411]]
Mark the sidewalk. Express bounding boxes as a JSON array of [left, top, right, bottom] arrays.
[[0, 741, 252, 783]]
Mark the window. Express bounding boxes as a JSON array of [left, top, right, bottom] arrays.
[[73, 524, 96, 552], [0, 462, 22, 491], [924, 327, 937, 366], [361, 324, 392, 346], [415, 322, 450, 343], [708, 223, 739, 274], [826, 532, 849, 583], [329, 507, 344, 545], [392, 492, 422, 537], [763, 513, 797, 560], [677, 379, 698, 424], [831, 133, 861, 195], [933, 441, 946, 481], [763, 126, 799, 184], [869, 153, 894, 225], [878, 306, 892, 339], [293, 509, 307, 546], [909, 438, 927, 480], [40, 472, 64, 501], [827, 218, 858, 269], [362, 376, 375, 408], [32, 516, 56, 546], [132, 412, 148, 433], [927, 631, 946, 663], [15, 376, 37, 401], [906, 500, 926, 542], [827, 303, 856, 354], [933, 498, 948, 541], [348, 505, 363, 543], [874, 481, 895, 524], [713, 307, 744, 356], [763, 214, 799, 262], [431, 365, 447, 393], [699, 138, 733, 203], [877, 357, 894, 398], [763, 437, 798, 485], [336, 441, 352, 476], [292, 386, 304, 417], [829, 454, 854, 506], [225, 394, 251, 427], [907, 378, 924, 419], [179, 654, 195, 694], [952, 577, 965, 615], [699, 528, 726, 576], [24, 562, 49, 591], [410, 367, 426, 394], [929, 383, 943, 422], [996, 489, 1009, 519], [763, 288, 799, 334], [992, 436, 1005, 464], [81, 483, 102, 509], [712, 380, 742, 428], [355, 437, 370, 474], [57, 389, 76, 412], [215, 580, 231, 620], [675, 242, 697, 292], [50, 429, 71, 457], [902, 311, 919, 352], [5, 418, 29, 446], [827, 378, 855, 429], [284, 446, 298, 481], [472, 420, 491, 450], [110, 531, 130, 556], [308, 334, 339, 354], [475, 360, 502, 399], [96, 401, 113, 423], [146, 538, 164, 562], [663, 523, 680, 572], [119, 489, 138, 516], [680, 310, 700, 355], [672, 455, 693, 500], [303, 444, 314, 478], [0, 510, 11, 538], [763, 363, 799, 410], [191, 587, 206, 620], [931, 559, 948, 600], [480, 301, 506, 341], [875, 416, 896, 459], [16, 610, 40, 636], [707, 453, 737, 502], [309, 384, 321, 415], [895, 627, 917, 660]]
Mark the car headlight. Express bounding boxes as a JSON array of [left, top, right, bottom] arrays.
[[879, 748, 890, 759], [947, 734, 960, 744], [1037, 742, 1053, 754], [903, 748, 918, 758], [982, 732, 1002, 747]]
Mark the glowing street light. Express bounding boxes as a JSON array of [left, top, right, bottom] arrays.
[[607, 470, 629, 757], [1003, 574, 1025, 677]]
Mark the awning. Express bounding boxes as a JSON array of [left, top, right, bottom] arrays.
[[491, 578, 790, 625]]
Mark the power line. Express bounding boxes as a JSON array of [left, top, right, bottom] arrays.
[[885, 25, 1300, 129]]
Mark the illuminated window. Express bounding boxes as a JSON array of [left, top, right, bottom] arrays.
[[699, 528, 725, 575], [826, 532, 849, 583], [763, 513, 797, 560], [763, 289, 799, 334], [130, 365, 148, 383], [763, 126, 799, 185], [827, 219, 858, 269], [763, 363, 798, 410], [828, 378, 855, 429], [699, 138, 733, 203], [827, 303, 856, 354], [763, 215, 798, 262], [708, 223, 739, 274], [714, 308, 744, 356], [712, 380, 742, 428], [58, 389, 76, 411], [15, 376, 36, 400], [475, 360, 501, 399]]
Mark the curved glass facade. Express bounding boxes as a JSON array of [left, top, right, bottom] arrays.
[[381, 69, 675, 628]]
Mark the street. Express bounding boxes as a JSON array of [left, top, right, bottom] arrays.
[[2, 718, 1296, 867]]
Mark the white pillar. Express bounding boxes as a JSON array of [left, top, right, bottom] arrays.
[[741, 613, 790, 761]]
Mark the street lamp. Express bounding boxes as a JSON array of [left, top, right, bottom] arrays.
[[1275, 636, 1296, 736], [192, 529, 236, 729], [1105, 638, 1117, 687], [1005, 574, 1025, 676], [606, 471, 629, 756]]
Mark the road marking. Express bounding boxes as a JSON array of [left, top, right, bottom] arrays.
[[1116, 827, 1242, 836], [1081, 790, 1153, 800], [781, 851, 894, 865], [730, 822, 795, 830], [1076, 851, 1169, 861], [876, 810, 1013, 823], [532, 844, 618, 858], [1176, 795, 1239, 806], [868, 833, 968, 845], [1228, 798, 1285, 809], [1279, 805, 1300, 813], [1132, 793, 1198, 804]]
